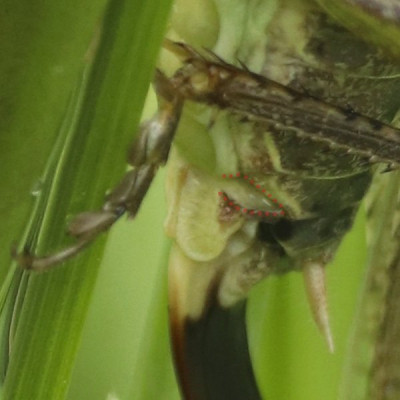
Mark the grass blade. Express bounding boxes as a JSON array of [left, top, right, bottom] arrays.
[[2, 1, 173, 398]]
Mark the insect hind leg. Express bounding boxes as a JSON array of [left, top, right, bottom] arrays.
[[14, 72, 183, 271]]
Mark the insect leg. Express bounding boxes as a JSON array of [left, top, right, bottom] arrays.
[[14, 72, 183, 271]]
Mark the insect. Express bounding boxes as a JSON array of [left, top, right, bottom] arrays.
[[8, 0, 400, 399]]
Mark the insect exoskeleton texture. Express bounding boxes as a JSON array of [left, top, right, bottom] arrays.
[[160, 1, 400, 397]]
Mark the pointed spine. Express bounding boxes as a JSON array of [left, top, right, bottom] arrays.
[[303, 261, 334, 353]]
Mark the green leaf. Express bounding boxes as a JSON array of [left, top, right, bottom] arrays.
[[0, 0, 108, 282], [340, 170, 400, 400], [316, 0, 400, 58], [1, 0, 173, 398]]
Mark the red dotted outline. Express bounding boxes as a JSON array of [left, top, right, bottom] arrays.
[[219, 172, 285, 218]]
